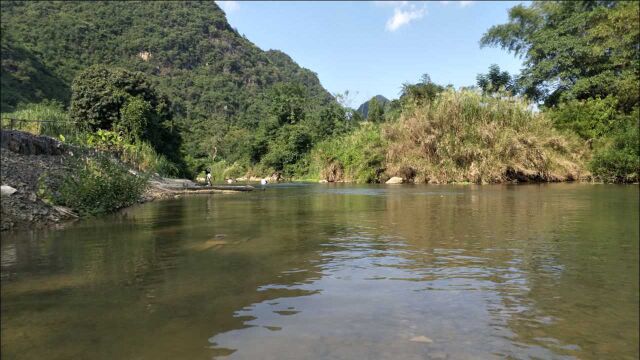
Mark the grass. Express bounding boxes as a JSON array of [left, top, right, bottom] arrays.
[[310, 90, 589, 184], [1, 101, 79, 140], [307, 122, 386, 183]]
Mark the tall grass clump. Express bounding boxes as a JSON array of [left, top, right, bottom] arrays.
[[49, 155, 148, 215], [83, 129, 179, 177], [1, 101, 78, 140], [308, 122, 386, 183], [384, 90, 589, 183]]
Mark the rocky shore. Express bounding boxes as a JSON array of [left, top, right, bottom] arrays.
[[0, 131, 252, 232]]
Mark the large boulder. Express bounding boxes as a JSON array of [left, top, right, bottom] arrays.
[[385, 176, 404, 184]]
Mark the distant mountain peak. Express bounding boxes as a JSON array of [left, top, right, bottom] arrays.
[[357, 95, 390, 118]]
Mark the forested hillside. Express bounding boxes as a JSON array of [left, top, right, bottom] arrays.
[[1, 1, 348, 176]]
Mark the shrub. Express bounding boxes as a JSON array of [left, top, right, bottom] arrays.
[[52, 155, 148, 215], [546, 96, 619, 140], [590, 115, 639, 183], [309, 123, 386, 183]]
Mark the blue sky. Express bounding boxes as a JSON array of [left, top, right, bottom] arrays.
[[216, 1, 525, 107]]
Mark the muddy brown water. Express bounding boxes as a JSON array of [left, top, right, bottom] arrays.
[[1, 183, 638, 359]]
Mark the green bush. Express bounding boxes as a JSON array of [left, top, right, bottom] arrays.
[[590, 116, 639, 183], [547, 96, 620, 141], [309, 123, 386, 183], [53, 155, 148, 215]]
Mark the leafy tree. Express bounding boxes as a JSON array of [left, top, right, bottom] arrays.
[[476, 64, 518, 95], [70, 65, 185, 172], [367, 97, 385, 123], [480, 1, 639, 109], [400, 73, 444, 105], [70, 65, 171, 133], [268, 82, 308, 125]]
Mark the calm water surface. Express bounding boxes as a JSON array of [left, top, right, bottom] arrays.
[[1, 184, 638, 359]]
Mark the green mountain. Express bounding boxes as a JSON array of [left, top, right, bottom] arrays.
[[356, 95, 389, 118], [1, 1, 347, 173]]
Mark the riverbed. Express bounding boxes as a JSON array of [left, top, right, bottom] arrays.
[[1, 183, 638, 359]]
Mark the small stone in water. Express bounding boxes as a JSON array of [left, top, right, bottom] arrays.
[[410, 335, 433, 343]]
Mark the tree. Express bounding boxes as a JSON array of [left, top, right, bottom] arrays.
[[367, 97, 385, 123], [480, 1, 639, 109], [482, 1, 639, 182], [400, 73, 444, 105], [476, 64, 518, 95], [70, 64, 184, 171], [70, 65, 172, 136]]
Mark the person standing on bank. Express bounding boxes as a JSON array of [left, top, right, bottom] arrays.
[[205, 167, 212, 186]]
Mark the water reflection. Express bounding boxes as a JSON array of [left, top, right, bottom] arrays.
[[1, 184, 638, 359]]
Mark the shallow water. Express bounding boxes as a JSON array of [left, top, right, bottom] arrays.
[[1, 183, 638, 359]]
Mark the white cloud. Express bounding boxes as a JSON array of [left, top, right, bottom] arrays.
[[216, 1, 240, 13], [386, 7, 426, 31], [439, 1, 474, 7], [377, 2, 427, 32]]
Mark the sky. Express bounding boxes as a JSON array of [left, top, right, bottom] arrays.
[[215, 1, 525, 107]]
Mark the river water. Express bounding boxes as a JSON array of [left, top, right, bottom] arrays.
[[1, 184, 638, 359]]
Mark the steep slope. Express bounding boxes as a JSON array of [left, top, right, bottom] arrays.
[[0, 1, 340, 168], [356, 95, 389, 118]]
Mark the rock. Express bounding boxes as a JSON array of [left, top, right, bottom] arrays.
[[236, 177, 247, 181], [28, 192, 37, 202], [249, 176, 262, 182], [319, 179, 328, 183], [386, 176, 404, 184], [1, 185, 17, 196], [0, 130, 66, 155], [410, 335, 433, 343]]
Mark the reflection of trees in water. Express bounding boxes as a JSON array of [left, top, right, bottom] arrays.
[[377, 184, 638, 359], [1, 193, 341, 359], [1, 185, 637, 359]]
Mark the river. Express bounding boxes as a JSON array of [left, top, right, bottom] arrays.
[[1, 183, 638, 359]]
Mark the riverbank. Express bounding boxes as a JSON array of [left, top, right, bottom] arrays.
[[0, 131, 253, 231]]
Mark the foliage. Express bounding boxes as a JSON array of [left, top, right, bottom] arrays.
[[476, 64, 518, 95], [0, 36, 70, 112], [309, 123, 386, 183], [69, 65, 185, 174], [1, 1, 340, 177], [589, 111, 639, 183], [480, 1, 639, 108], [70, 65, 170, 133], [399, 74, 445, 106], [546, 96, 620, 141], [483, 1, 639, 182], [84, 129, 179, 177], [1, 101, 75, 138], [52, 155, 148, 215], [367, 97, 385, 123]]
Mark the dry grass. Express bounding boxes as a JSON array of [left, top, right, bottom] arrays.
[[383, 90, 590, 183]]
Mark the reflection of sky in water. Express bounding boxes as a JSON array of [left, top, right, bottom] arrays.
[[208, 230, 578, 359], [1, 184, 637, 360]]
